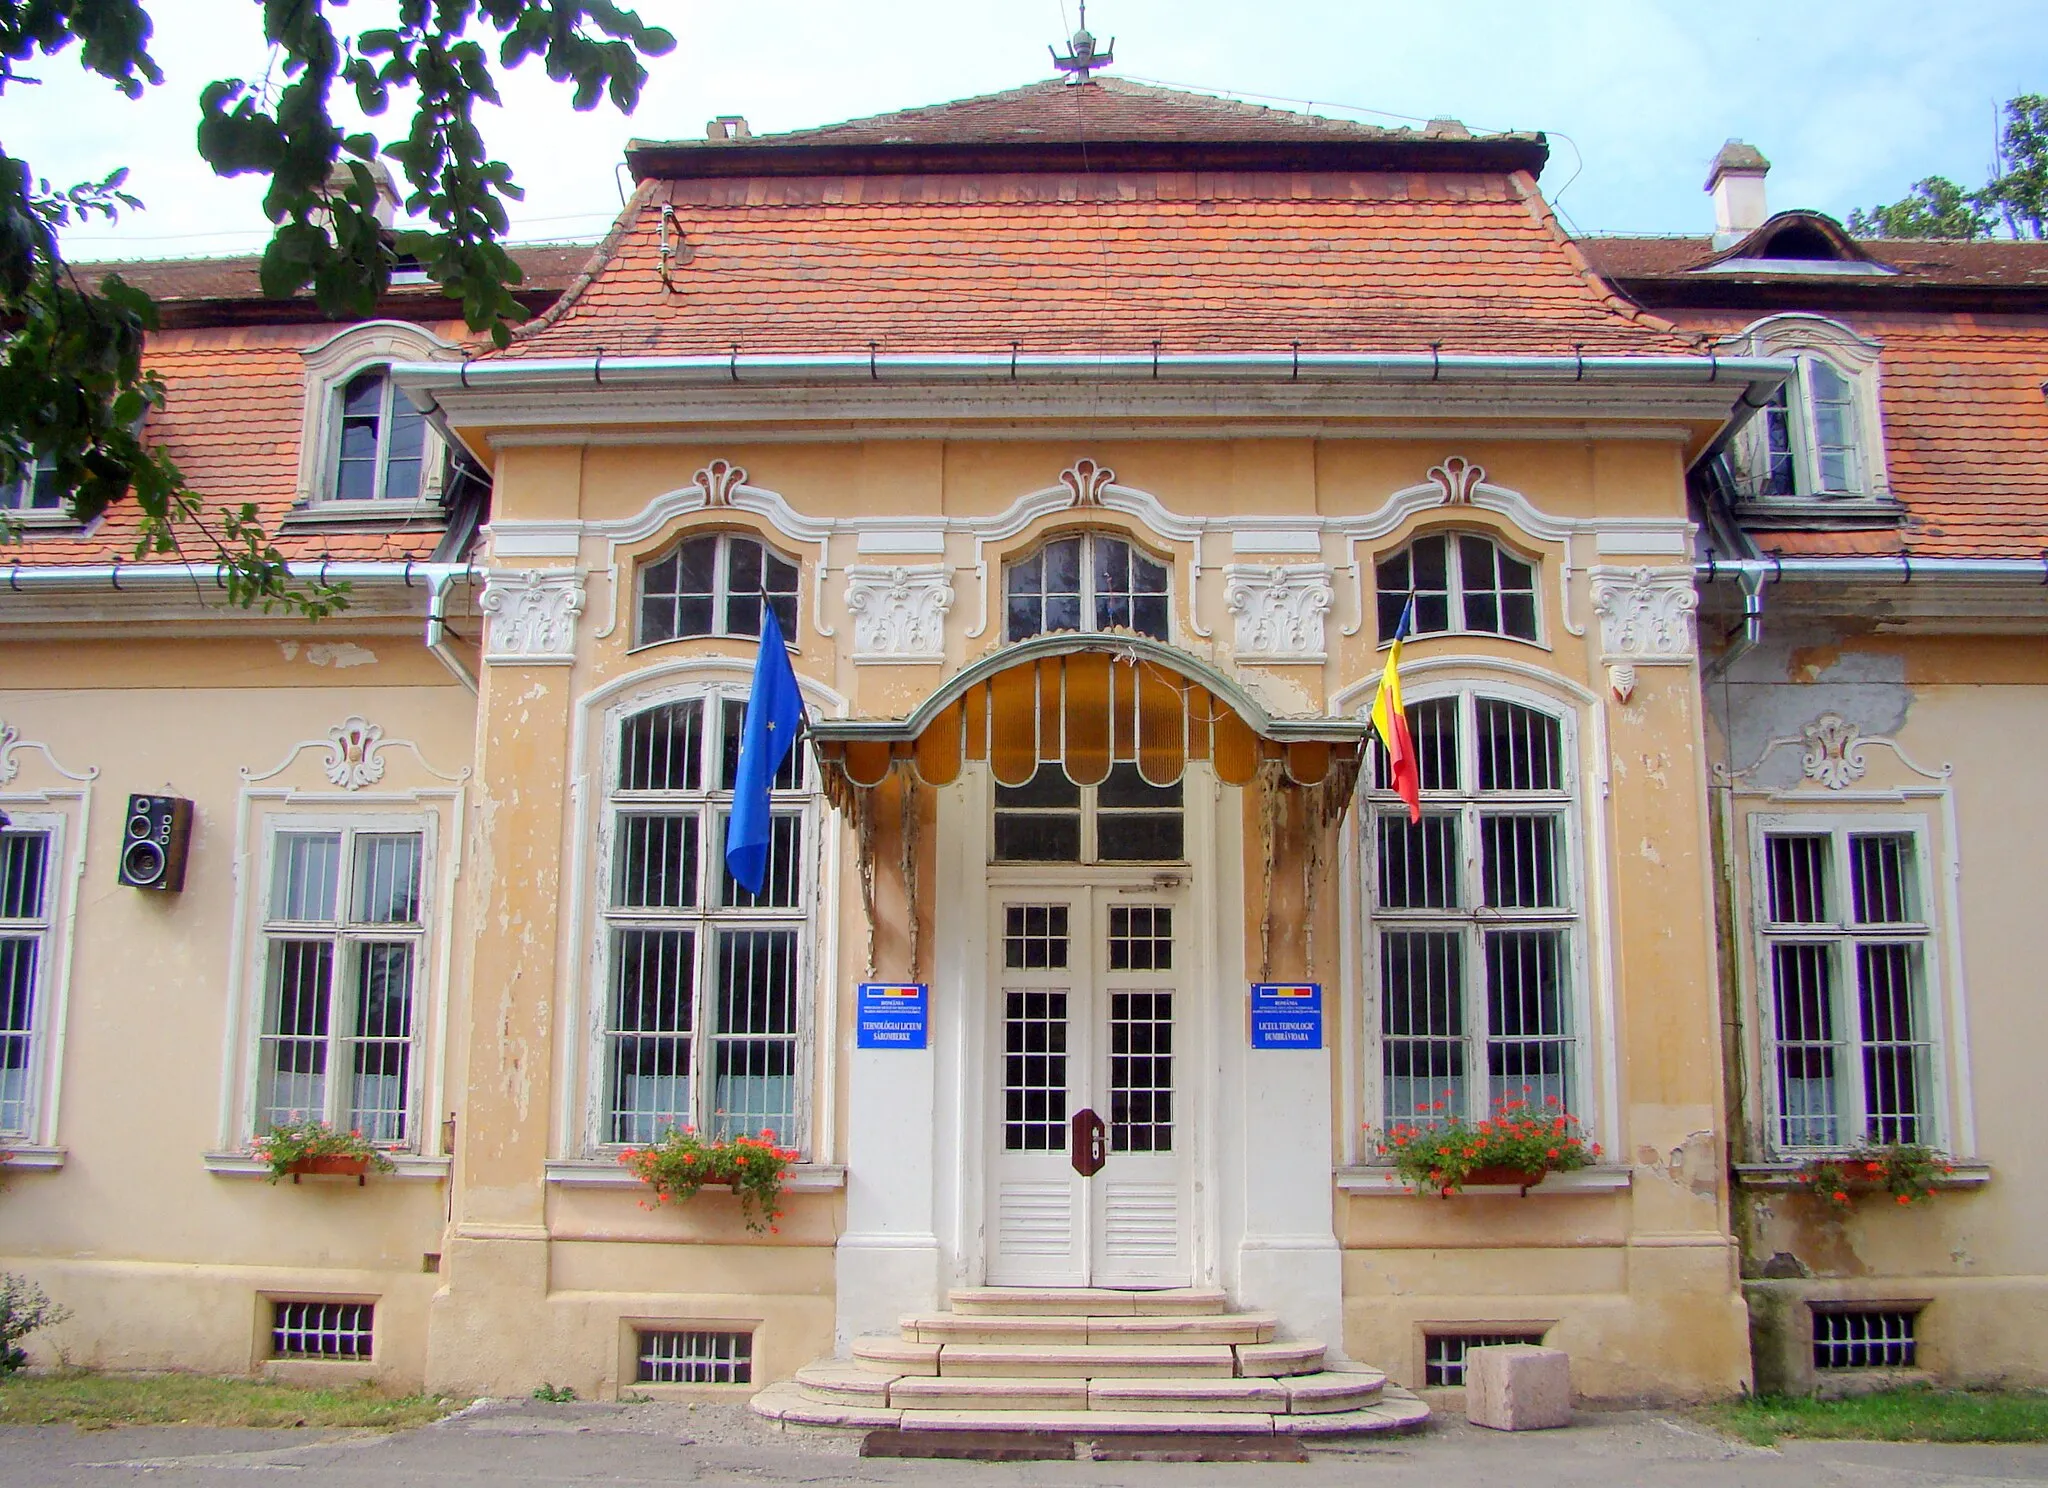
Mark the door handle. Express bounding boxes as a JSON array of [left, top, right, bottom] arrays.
[[1071, 1108, 1106, 1177]]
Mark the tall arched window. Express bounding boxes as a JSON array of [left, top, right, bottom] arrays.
[[1365, 690, 1581, 1131], [1375, 532, 1538, 642], [638, 533, 799, 646], [598, 688, 813, 1149], [1005, 531, 1169, 642]]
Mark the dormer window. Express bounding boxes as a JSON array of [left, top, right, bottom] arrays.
[[333, 369, 429, 504], [638, 532, 799, 646], [1, 456, 62, 517], [1755, 356, 1861, 498], [1005, 532, 1169, 642], [1375, 532, 1538, 643], [1723, 316, 1888, 508]]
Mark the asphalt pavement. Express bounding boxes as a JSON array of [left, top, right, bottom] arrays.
[[8, 1396, 2048, 1487]]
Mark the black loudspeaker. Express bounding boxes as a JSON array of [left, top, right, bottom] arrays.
[[119, 795, 193, 892]]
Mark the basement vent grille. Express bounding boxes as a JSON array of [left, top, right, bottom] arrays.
[[271, 1301, 373, 1360], [1423, 1331, 1546, 1387], [636, 1328, 753, 1384], [1813, 1308, 1917, 1370]]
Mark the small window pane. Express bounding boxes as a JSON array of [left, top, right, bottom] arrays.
[[1376, 812, 1459, 910], [0, 937, 42, 1135], [1096, 811, 1184, 862], [1481, 813, 1561, 909], [620, 702, 705, 792], [639, 537, 720, 644], [1758, 388, 1796, 496], [718, 697, 805, 793], [614, 815, 700, 910], [350, 834, 422, 926], [0, 833, 50, 921], [1772, 942, 1839, 1148], [723, 539, 800, 640], [719, 813, 804, 909], [710, 928, 799, 1142], [1097, 764, 1179, 810], [381, 398, 427, 502], [1376, 697, 1458, 793], [260, 941, 334, 1127], [996, 764, 1081, 809], [1484, 929, 1571, 1113], [994, 812, 1081, 862], [271, 834, 342, 923], [1476, 700, 1562, 792], [347, 942, 413, 1142], [1766, 836, 1830, 924], [1858, 942, 1924, 1145], [1809, 360, 1859, 494], [608, 928, 695, 1144], [1849, 835, 1915, 925]]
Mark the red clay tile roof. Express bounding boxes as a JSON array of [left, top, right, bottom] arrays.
[[9, 322, 469, 566], [1582, 233, 2048, 291], [1669, 309, 2048, 558], [503, 168, 1698, 359]]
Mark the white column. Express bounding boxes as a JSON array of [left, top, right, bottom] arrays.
[[834, 1034, 942, 1350], [1233, 1039, 1346, 1356]]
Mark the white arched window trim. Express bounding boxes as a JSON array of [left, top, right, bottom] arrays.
[[1341, 669, 1616, 1167], [1001, 526, 1174, 644], [1720, 314, 1892, 507], [291, 320, 461, 519], [1372, 526, 1545, 648]]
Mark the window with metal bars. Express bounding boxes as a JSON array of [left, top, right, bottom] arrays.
[[0, 827, 54, 1138], [1757, 821, 1936, 1151], [637, 533, 799, 646], [1812, 1307, 1917, 1370], [256, 823, 427, 1146], [271, 1300, 374, 1359], [1375, 532, 1538, 643], [636, 1328, 754, 1383], [1365, 692, 1581, 1132], [1423, 1331, 1547, 1386], [1005, 531, 1170, 642], [329, 368, 432, 504], [602, 691, 811, 1149]]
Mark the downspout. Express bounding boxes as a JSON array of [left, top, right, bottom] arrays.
[[427, 569, 479, 694]]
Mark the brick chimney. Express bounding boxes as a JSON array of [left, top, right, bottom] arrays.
[[1706, 140, 1770, 248]]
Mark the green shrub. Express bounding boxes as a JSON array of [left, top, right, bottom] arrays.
[[0, 1274, 71, 1376]]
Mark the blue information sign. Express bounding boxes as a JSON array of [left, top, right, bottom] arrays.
[[1249, 982, 1323, 1050], [856, 982, 929, 1050]]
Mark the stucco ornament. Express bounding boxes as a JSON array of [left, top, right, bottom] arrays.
[[323, 716, 388, 790], [1801, 714, 1868, 790], [1590, 565, 1699, 663], [695, 459, 747, 507], [1608, 663, 1637, 704], [0, 720, 18, 786], [1428, 456, 1485, 505], [1224, 563, 1334, 662], [845, 564, 955, 661], [481, 569, 586, 665], [1059, 458, 1115, 507]]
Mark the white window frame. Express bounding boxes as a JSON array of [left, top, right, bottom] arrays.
[[589, 683, 819, 1155], [1373, 529, 1542, 646], [0, 814, 68, 1143], [633, 531, 802, 649], [1723, 314, 1890, 506], [1003, 529, 1173, 643], [245, 812, 438, 1151], [1, 455, 67, 525], [292, 321, 458, 517], [1749, 811, 1945, 1155], [1358, 685, 1591, 1138], [325, 368, 435, 506]]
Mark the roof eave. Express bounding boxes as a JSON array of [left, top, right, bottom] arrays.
[[1604, 275, 2048, 314]]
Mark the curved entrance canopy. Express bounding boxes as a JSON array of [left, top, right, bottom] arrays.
[[810, 633, 1370, 796]]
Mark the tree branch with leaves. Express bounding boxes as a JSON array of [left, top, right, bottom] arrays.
[[0, 0, 674, 614], [1849, 94, 2048, 241]]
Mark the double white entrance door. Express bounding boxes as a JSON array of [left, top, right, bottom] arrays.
[[985, 882, 1193, 1288]]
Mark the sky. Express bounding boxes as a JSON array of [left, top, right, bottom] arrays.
[[12, 0, 2046, 261]]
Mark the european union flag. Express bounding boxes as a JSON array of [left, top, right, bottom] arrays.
[[725, 606, 807, 895]]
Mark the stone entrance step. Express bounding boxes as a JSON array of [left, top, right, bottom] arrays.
[[753, 1286, 1427, 1439]]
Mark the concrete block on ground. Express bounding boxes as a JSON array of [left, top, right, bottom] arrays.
[[1465, 1344, 1571, 1431]]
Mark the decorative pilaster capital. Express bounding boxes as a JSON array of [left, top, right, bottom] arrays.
[[480, 568, 585, 665], [1224, 563, 1334, 663], [845, 564, 954, 662], [1589, 564, 1698, 664]]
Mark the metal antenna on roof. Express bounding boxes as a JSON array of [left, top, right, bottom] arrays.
[[1051, 1, 1114, 85]]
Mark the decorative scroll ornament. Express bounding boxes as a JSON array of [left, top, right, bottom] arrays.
[[1801, 714, 1868, 790], [0, 721, 18, 786], [695, 459, 747, 507], [1059, 458, 1115, 507], [1589, 565, 1699, 664], [323, 716, 388, 790], [480, 569, 586, 664], [1427, 456, 1485, 505], [1224, 563, 1334, 662], [845, 564, 955, 661]]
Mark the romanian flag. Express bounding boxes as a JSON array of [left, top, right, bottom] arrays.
[[1370, 597, 1421, 824]]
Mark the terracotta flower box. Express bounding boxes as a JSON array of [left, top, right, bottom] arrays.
[[285, 1154, 371, 1184], [1451, 1164, 1547, 1196]]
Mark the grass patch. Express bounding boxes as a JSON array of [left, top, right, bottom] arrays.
[[0, 1370, 455, 1430], [1702, 1387, 2048, 1445]]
